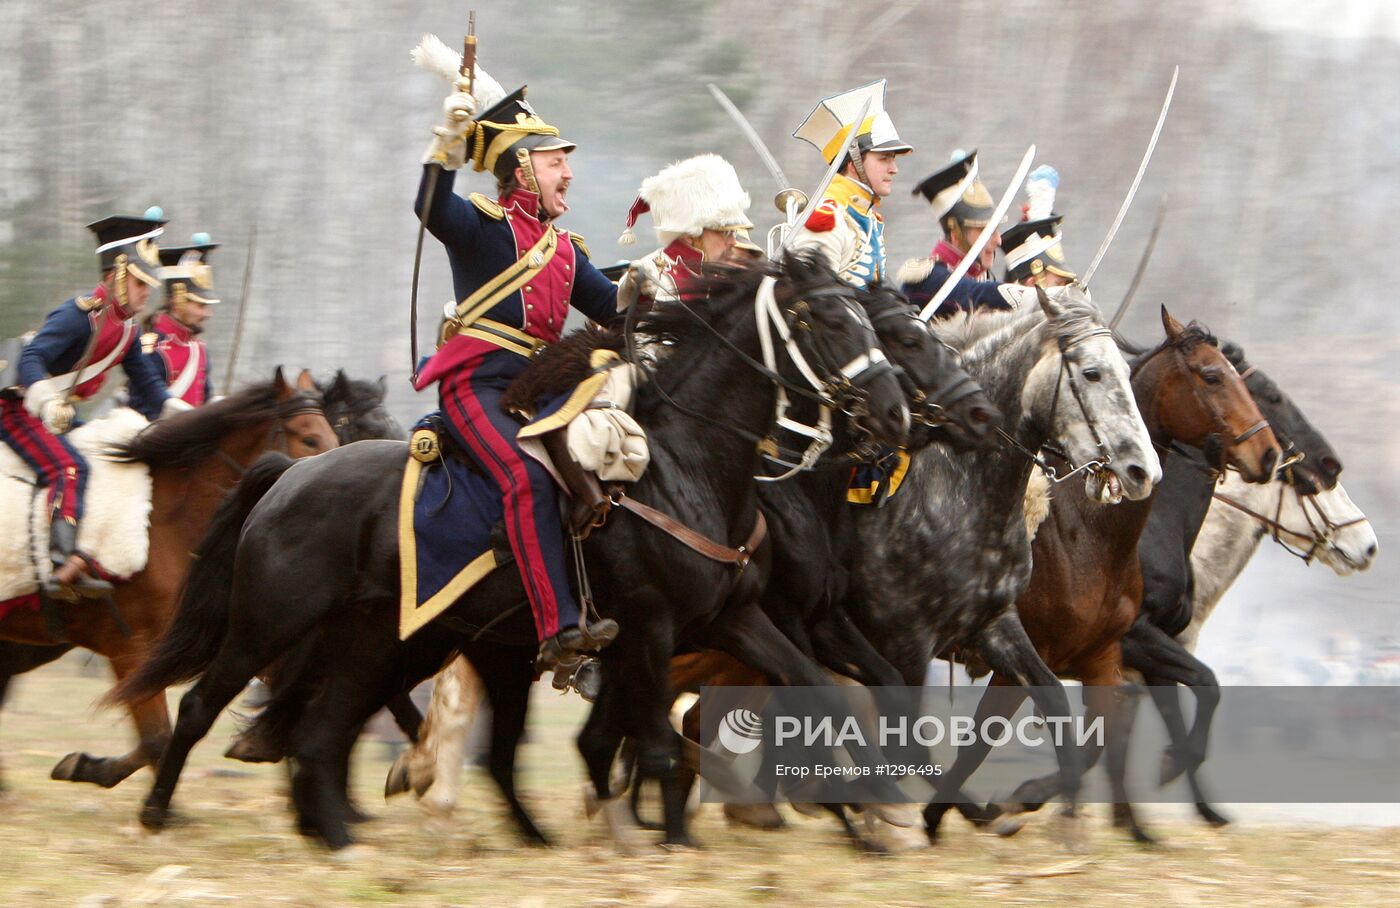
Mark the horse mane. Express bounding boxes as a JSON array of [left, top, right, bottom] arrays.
[[501, 253, 830, 413], [935, 289, 1107, 367], [1131, 320, 1219, 373], [110, 380, 321, 467], [320, 373, 385, 412]]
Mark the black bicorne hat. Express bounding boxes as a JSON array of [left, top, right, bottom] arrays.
[[912, 151, 996, 228], [86, 207, 167, 284], [469, 87, 577, 184]]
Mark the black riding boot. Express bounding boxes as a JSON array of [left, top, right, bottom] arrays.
[[536, 617, 619, 673], [44, 518, 114, 600]]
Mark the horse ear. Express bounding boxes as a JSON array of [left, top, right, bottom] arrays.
[[377, 374, 388, 395], [329, 369, 348, 394], [295, 368, 318, 392], [272, 366, 294, 400], [1160, 305, 1186, 340], [1035, 285, 1063, 319]]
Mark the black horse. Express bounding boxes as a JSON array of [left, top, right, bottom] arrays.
[[114, 254, 911, 850], [319, 370, 404, 444], [1109, 340, 1345, 837]]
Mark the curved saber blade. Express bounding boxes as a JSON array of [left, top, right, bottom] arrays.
[[1108, 194, 1168, 330], [919, 144, 1036, 322], [778, 96, 873, 255], [707, 83, 788, 191], [1082, 66, 1179, 289]]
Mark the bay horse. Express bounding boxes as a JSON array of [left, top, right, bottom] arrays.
[[382, 280, 1003, 833], [923, 308, 1282, 841], [845, 285, 1162, 844], [115, 253, 912, 850], [1112, 341, 1375, 835], [0, 368, 337, 791]]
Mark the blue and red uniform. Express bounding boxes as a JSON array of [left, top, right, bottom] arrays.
[[3, 286, 167, 523], [901, 240, 1012, 319], [412, 165, 616, 641], [132, 311, 212, 410]]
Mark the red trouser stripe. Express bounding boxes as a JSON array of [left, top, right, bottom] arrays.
[[445, 378, 563, 639], [0, 401, 86, 521]]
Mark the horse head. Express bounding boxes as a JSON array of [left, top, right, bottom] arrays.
[[272, 367, 339, 457], [1220, 341, 1341, 492], [1141, 308, 1281, 484], [1030, 285, 1160, 503], [770, 252, 909, 449], [856, 282, 1000, 452], [320, 369, 405, 443]]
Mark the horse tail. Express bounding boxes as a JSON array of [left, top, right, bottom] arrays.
[[106, 452, 295, 708]]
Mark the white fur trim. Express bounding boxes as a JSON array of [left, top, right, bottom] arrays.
[[0, 407, 152, 600], [1023, 469, 1052, 541], [638, 155, 752, 240]]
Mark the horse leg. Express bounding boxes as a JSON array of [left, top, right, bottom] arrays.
[[924, 678, 1028, 842], [806, 604, 905, 688], [1122, 623, 1231, 826], [1105, 683, 1156, 843], [53, 648, 172, 788], [420, 656, 482, 815], [578, 667, 647, 853], [464, 643, 547, 845], [974, 614, 1085, 827], [0, 642, 72, 790]]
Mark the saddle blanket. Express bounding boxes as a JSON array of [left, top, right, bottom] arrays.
[[0, 407, 153, 601], [398, 416, 509, 640]]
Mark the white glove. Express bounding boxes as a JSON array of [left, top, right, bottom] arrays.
[[996, 283, 1038, 310], [160, 397, 194, 419], [422, 85, 478, 170], [40, 397, 74, 434]]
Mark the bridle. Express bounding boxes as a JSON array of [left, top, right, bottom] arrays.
[[996, 326, 1118, 484], [215, 392, 328, 478], [625, 272, 897, 482], [863, 298, 984, 429], [1212, 460, 1367, 566], [326, 398, 395, 444], [1132, 336, 1271, 472]]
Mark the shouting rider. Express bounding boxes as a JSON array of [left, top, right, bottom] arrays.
[[615, 154, 755, 311], [1001, 166, 1079, 289], [132, 233, 220, 412], [899, 150, 1031, 317], [2, 210, 179, 599], [411, 63, 620, 670], [788, 79, 913, 288]]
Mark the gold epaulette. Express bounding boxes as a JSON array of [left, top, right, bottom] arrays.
[[569, 232, 590, 258], [896, 257, 936, 287], [140, 332, 158, 355], [76, 295, 101, 312], [469, 193, 505, 220]]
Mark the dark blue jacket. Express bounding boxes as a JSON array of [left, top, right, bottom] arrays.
[[901, 261, 1012, 320]]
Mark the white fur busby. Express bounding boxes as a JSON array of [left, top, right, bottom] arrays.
[[621, 154, 754, 245]]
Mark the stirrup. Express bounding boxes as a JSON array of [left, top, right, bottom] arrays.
[[550, 656, 602, 702]]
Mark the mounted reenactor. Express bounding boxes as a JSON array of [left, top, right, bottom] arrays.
[[131, 233, 219, 412], [1002, 165, 1078, 289], [787, 80, 913, 288], [615, 154, 755, 311], [410, 40, 620, 670], [0, 209, 177, 599], [899, 151, 1029, 317]]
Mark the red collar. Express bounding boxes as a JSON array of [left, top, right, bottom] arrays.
[[153, 311, 195, 342], [500, 187, 546, 222], [662, 238, 705, 272], [932, 240, 984, 279]]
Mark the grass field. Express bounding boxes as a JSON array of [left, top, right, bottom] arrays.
[[1, 655, 1397, 907]]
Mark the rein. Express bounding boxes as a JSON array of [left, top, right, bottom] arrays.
[[1212, 473, 1366, 565], [996, 326, 1116, 484]]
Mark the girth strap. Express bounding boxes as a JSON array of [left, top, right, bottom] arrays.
[[612, 491, 766, 571]]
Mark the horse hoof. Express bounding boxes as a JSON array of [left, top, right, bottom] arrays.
[[328, 843, 375, 863], [723, 802, 785, 830], [346, 802, 374, 824], [384, 755, 411, 799], [1197, 804, 1232, 828], [582, 783, 601, 819], [224, 735, 282, 764], [660, 838, 700, 853], [50, 752, 85, 782], [990, 809, 1028, 838], [420, 784, 457, 818], [1159, 751, 1188, 786], [789, 801, 825, 820], [862, 813, 929, 853], [139, 802, 169, 832]]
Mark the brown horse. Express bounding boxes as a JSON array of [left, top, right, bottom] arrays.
[[0, 367, 337, 789], [930, 307, 1281, 840]]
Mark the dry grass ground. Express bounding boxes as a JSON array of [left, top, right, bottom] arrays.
[[1, 655, 1397, 907]]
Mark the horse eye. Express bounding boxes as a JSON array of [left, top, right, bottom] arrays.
[[900, 335, 921, 350], [301, 436, 321, 449], [1202, 370, 1223, 385], [1082, 368, 1101, 382]]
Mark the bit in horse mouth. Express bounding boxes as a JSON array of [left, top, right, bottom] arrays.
[[1089, 468, 1123, 504]]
